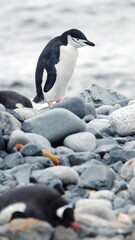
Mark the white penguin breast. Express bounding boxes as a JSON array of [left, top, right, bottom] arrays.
[[45, 44, 78, 102], [0, 202, 26, 224]]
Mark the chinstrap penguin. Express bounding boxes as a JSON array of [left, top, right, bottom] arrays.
[[0, 184, 80, 229], [33, 28, 95, 106], [0, 90, 32, 109]]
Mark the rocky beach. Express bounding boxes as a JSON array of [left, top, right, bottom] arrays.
[[0, 84, 135, 239]]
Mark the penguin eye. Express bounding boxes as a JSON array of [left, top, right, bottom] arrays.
[[76, 38, 79, 41]]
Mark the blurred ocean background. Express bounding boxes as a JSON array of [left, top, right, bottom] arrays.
[[0, 0, 135, 100]]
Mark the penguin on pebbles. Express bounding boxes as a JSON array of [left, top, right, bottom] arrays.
[[0, 184, 80, 229], [33, 28, 95, 106]]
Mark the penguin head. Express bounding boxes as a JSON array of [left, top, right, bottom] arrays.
[[56, 204, 80, 230], [61, 28, 95, 48]]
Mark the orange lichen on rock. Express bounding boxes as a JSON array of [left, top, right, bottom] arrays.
[[42, 149, 60, 165], [15, 144, 24, 151]]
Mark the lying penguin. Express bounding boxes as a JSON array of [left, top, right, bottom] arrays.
[[0, 90, 32, 109], [0, 184, 80, 229]]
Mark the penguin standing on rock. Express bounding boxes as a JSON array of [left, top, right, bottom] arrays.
[[0, 184, 80, 229], [33, 28, 95, 106]]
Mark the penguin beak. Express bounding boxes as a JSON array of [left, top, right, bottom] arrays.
[[85, 40, 95, 47], [70, 222, 80, 230]]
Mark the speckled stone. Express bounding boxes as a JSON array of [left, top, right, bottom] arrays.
[[110, 104, 135, 136], [64, 132, 97, 152], [0, 111, 21, 135]]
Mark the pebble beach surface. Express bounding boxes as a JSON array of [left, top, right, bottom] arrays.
[[1, 84, 135, 239]]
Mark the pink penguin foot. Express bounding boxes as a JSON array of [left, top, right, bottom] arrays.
[[56, 99, 62, 103]]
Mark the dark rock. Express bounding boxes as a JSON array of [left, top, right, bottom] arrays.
[[66, 152, 101, 166], [85, 103, 96, 117], [51, 96, 86, 119], [20, 143, 43, 156], [103, 150, 135, 165], [0, 130, 5, 150]]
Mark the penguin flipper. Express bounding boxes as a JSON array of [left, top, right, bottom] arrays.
[[44, 66, 56, 92]]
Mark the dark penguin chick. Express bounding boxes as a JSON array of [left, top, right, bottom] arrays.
[[33, 28, 95, 107], [0, 184, 80, 229], [0, 90, 32, 109]]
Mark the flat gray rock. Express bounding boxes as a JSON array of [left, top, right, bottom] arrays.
[[80, 84, 127, 106], [22, 108, 86, 143], [79, 160, 116, 190], [110, 104, 135, 136], [64, 132, 97, 152]]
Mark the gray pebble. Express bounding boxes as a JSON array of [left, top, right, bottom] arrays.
[[95, 137, 122, 155], [22, 108, 86, 143], [0, 111, 21, 135], [89, 190, 114, 201], [64, 132, 97, 152], [86, 119, 112, 136], [119, 158, 135, 181], [79, 160, 116, 190], [75, 199, 115, 221], [43, 166, 79, 185], [96, 105, 114, 115]]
